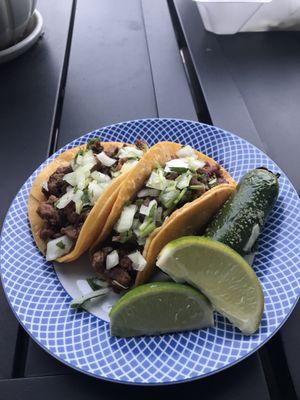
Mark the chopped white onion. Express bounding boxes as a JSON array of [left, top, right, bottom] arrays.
[[176, 145, 197, 158], [165, 180, 177, 192], [75, 154, 83, 166], [128, 251, 147, 271], [159, 189, 180, 208], [115, 204, 138, 233], [121, 159, 139, 173], [137, 188, 160, 198], [88, 180, 106, 205], [46, 235, 73, 261], [139, 199, 157, 217], [106, 250, 119, 270], [91, 171, 111, 183], [146, 169, 167, 191], [81, 150, 96, 166], [165, 158, 189, 171], [63, 164, 92, 189], [111, 170, 121, 178], [176, 172, 192, 189], [139, 204, 149, 216], [118, 147, 144, 159], [187, 157, 206, 171], [209, 178, 217, 186], [73, 189, 84, 214], [96, 151, 116, 167], [63, 172, 77, 186], [41, 181, 48, 192], [76, 170, 87, 190], [55, 188, 75, 209]]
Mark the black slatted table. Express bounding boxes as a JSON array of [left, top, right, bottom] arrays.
[[0, 1, 298, 399]]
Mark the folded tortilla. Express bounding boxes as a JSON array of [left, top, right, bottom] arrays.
[[91, 141, 236, 285], [28, 142, 134, 263]]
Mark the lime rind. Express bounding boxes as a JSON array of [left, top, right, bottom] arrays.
[[157, 236, 264, 335], [109, 282, 214, 337]]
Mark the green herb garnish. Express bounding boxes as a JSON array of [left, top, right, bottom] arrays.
[[135, 199, 144, 207], [119, 229, 134, 243], [190, 184, 206, 190], [81, 188, 90, 204], [74, 148, 85, 162], [139, 220, 156, 238], [87, 277, 108, 291], [170, 167, 189, 173], [86, 137, 101, 149], [56, 241, 65, 249], [70, 288, 109, 309], [148, 203, 157, 219], [174, 188, 188, 205]]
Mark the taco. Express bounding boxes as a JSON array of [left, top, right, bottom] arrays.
[[90, 142, 236, 291], [28, 138, 148, 262]]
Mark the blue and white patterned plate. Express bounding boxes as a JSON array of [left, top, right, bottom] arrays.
[[1, 119, 300, 385]]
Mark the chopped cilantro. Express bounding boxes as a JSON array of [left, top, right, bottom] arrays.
[[170, 166, 189, 173], [148, 203, 157, 219], [86, 137, 101, 149], [119, 229, 133, 243], [86, 277, 108, 290], [81, 188, 90, 205], [174, 188, 188, 205], [74, 148, 85, 161], [56, 241, 65, 249], [190, 184, 205, 190]]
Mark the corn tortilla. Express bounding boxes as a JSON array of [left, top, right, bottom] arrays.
[[28, 142, 132, 262], [90, 141, 236, 284]]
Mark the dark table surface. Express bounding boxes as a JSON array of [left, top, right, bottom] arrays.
[[0, 1, 299, 399]]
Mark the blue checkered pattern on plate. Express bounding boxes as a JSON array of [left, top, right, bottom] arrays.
[[1, 119, 299, 384]]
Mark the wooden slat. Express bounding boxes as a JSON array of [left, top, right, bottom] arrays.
[[279, 303, 300, 398], [25, 341, 72, 377], [0, 286, 19, 378], [25, 0, 158, 376], [2, 354, 269, 399], [172, 0, 300, 396], [141, 0, 196, 120], [57, 0, 157, 148], [216, 32, 300, 192], [25, 5, 272, 398], [171, 0, 266, 152], [172, 0, 300, 192], [0, 0, 73, 378]]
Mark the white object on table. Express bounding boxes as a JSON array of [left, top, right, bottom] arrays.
[[0, 10, 43, 64], [0, 0, 37, 50], [194, 0, 300, 34]]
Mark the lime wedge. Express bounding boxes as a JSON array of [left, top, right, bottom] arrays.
[[157, 237, 264, 335], [109, 282, 214, 337]]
